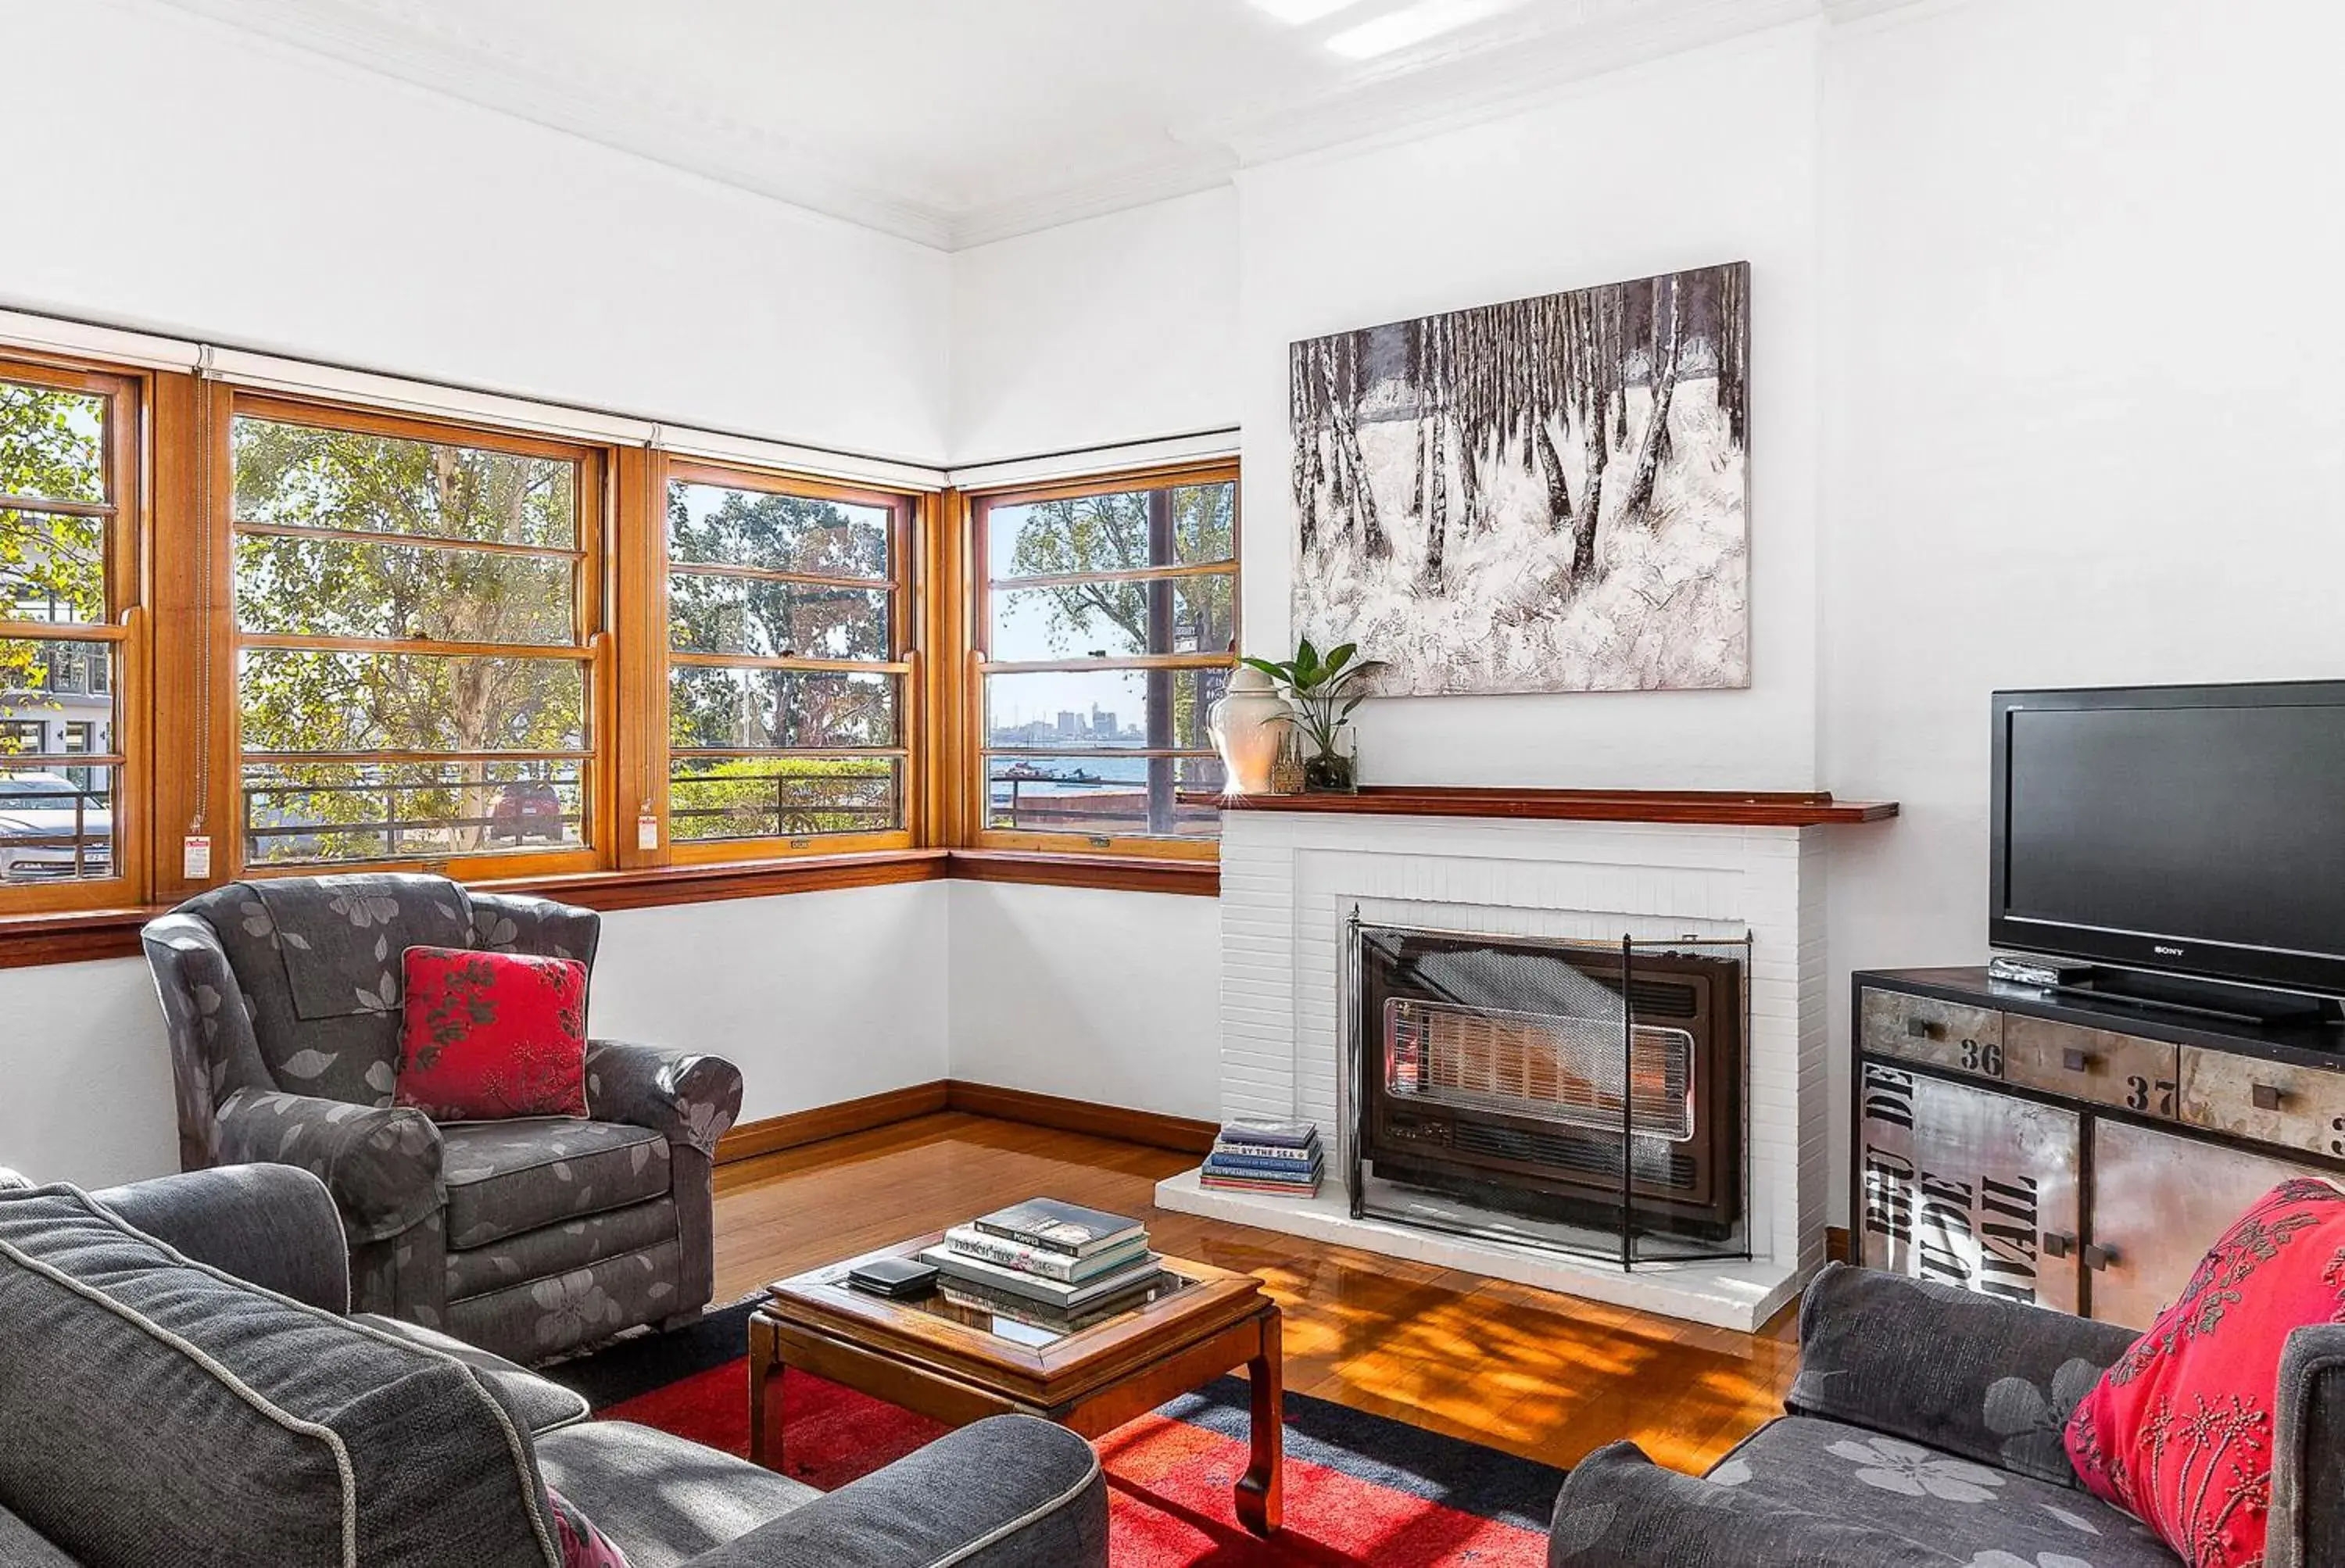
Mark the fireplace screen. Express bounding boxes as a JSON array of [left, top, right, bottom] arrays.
[[1346, 919, 1750, 1269]]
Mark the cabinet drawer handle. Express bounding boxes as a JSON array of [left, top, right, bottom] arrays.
[[2251, 1083, 2288, 1112], [1905, 1016, 1942, 1040], [2061, 1048, 2096, 1072], [2080, 1243, 2118, 1272], [2042, 1233, 2076, 1259]]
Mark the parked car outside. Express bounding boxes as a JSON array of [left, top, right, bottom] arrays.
[[0, 771, 112, 882], [488, 779, 566, 844]]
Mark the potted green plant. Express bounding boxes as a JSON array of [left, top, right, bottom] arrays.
[[1241, 639, 1385, 793]]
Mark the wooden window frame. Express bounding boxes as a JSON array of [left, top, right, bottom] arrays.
[[0, 353, 149, 916], [962, 460, 1240, 863], [0, 338, 1228, 956], [644, 456, 922, 865], [217, 391, 615, 885]]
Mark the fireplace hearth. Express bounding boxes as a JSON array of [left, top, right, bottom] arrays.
[[1348, 920, 1749, 1267]]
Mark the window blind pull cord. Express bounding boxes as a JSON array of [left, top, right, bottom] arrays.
[[188, 346, 217, 864]]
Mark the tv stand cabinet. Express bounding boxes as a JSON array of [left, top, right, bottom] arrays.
[[1853, 966, 2345, 1328]]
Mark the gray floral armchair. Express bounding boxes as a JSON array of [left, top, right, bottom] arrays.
[[141, 872, 743, 1364]]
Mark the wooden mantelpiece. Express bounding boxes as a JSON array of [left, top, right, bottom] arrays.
[[1215, 786, 1898, 828]]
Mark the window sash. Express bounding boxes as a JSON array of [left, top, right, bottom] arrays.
[[658, 459, 918, 861], [968, 463, 1239, 857], [226, 396, 608, 881], [0, 356, 144, 911]]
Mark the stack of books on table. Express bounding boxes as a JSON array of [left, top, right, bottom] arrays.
[[919, 1198, 1163, 1326], [1200, 1119, 1323, 1195]]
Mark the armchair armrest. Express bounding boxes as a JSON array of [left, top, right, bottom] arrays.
[[1550, 1442, 1940, 1567], [1788, 1263, 2139, 1486], [585, 1040, 743, 1158], [214, 1088, 443, 1244], [681, 1416, 1106, 1568], [2271, 1322, 2345, 1568], [92, 1165, 349, 1314]]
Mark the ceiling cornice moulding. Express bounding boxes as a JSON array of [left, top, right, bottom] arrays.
[[149, 0, 1942, 252], [149, 0, 962, 248]]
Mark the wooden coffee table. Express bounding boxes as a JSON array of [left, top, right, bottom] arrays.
[[750, 1233, 1284, 1535]]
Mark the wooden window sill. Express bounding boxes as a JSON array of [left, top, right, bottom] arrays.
[[946, 850, 1218, 897], [477, 849, 951, 911], [0, 905, 170, 970], [0, 845, 1217, 968]]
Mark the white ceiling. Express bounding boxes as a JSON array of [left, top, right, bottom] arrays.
[[156, 0, 1910, 249]]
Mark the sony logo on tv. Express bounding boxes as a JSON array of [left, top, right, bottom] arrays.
[[2153, 944, 2187, 957]]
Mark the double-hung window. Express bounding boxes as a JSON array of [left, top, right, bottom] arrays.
[[0, 359, 141, 905], [972, 465, 1238, 854], [661, 463, 915, 856], [229, 399, 607, 877]]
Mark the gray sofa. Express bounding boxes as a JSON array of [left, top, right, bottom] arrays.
[[1548, 1262, 2345, 1567], [0, 1165, 1108, 1568], [141, 872, 743, 1363]]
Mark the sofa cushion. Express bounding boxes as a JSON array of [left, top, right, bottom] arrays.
[[189, 874, 474, 1108], [1790, 1263, 2139, 1488], [2066, 1176, 2345, 1568], [397, 947, 591, 1122], [1697, 1415, 2175, 1567], [534, 1422, 815, 1568], [0, 1182, 559, 1568], [442, 1118, 672, 1249]]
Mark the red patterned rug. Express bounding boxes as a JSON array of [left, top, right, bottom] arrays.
[[550, 1301, 1563, 1566]]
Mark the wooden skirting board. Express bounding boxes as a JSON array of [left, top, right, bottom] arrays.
[[716, 1079, 1219, 1165], [714, 1081, 952, 1164]]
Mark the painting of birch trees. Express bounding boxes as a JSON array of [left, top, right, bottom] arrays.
[[1290, 263, 1750, 696]]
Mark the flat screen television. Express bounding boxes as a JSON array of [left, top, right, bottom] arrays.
[[1990, 681, 2345, 1002]]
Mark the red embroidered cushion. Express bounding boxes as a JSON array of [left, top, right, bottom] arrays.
[[2064, 1176, 2345, 1568], [545, 1484, 631, 1568], [394, 947, 589, 1122]]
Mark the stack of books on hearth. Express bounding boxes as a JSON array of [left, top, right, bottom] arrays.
[[1200, 1119, 1323, 1196], [919, 1198, 1163, 1321]]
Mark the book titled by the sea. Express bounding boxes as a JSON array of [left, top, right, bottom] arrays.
[[943, 1225, 1149, 1284], [918, 1245, 1165, 1308], [969, 1198, 1145, 1258], [1214, 1140, 1321, 1162]]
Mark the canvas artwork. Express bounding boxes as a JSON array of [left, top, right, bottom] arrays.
[[1289, 262, 1750, 696]]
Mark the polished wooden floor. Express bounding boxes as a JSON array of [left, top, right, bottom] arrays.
[[714, 1112, 1799, 1473]]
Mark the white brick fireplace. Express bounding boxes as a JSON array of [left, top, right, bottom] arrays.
[[1155, 794, 1877, 1330]]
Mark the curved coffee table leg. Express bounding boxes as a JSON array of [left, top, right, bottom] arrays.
[[1235, 1308, 1283, 1535]]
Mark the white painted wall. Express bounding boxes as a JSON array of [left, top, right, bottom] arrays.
[[5, 0, 951, 460], [592, 884, 950, 1126], [0, 882, 951, 1187], [0, 958, 181, 1189], [947, 882, 1222, 1122], [1237, 24, 1824, 792], [0, 0, 961, 1187], [1817, 0, 2345, 1206], [946, 0, 2345, 1222], [949, 188, 1241, 464]]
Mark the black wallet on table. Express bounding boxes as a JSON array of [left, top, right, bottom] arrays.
[[847, 1257, 940, 1299]]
